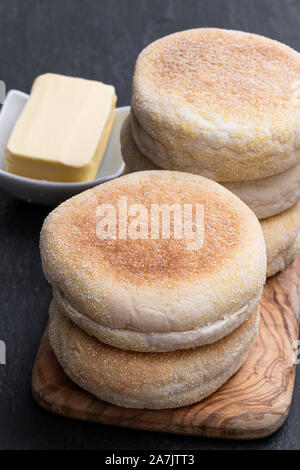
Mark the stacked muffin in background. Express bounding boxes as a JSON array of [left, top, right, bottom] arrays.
[[121, 28, 300, 277], [40, 171, 266, 409]]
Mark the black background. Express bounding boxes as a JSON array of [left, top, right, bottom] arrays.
[[0, 0, 300, 450]]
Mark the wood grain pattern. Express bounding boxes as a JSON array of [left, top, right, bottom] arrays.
[[32, 254, 300, 440]]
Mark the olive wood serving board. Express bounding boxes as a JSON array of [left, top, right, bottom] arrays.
[[32, 254, 300, 439]]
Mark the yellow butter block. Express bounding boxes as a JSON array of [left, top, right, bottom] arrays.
[[5, 73, 117, 182]]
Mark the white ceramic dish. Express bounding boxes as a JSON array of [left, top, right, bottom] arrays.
[[0, 90, 128, 206]]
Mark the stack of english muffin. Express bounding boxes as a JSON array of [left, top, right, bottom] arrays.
[[40, 171, 266, 409], [121, 28, 300, 277]]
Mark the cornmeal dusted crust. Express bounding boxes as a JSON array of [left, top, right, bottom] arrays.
[[261, 202, 300, 277], [131, 29, 300, 182], [48, 301, 259, 409], [40, 171, 266, 352], [121, 115, 300, 219]]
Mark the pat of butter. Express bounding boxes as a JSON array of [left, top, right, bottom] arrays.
[[5, 73, 116, 182]]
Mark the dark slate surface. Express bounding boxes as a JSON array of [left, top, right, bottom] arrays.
[[0, 0, 300, 450]]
